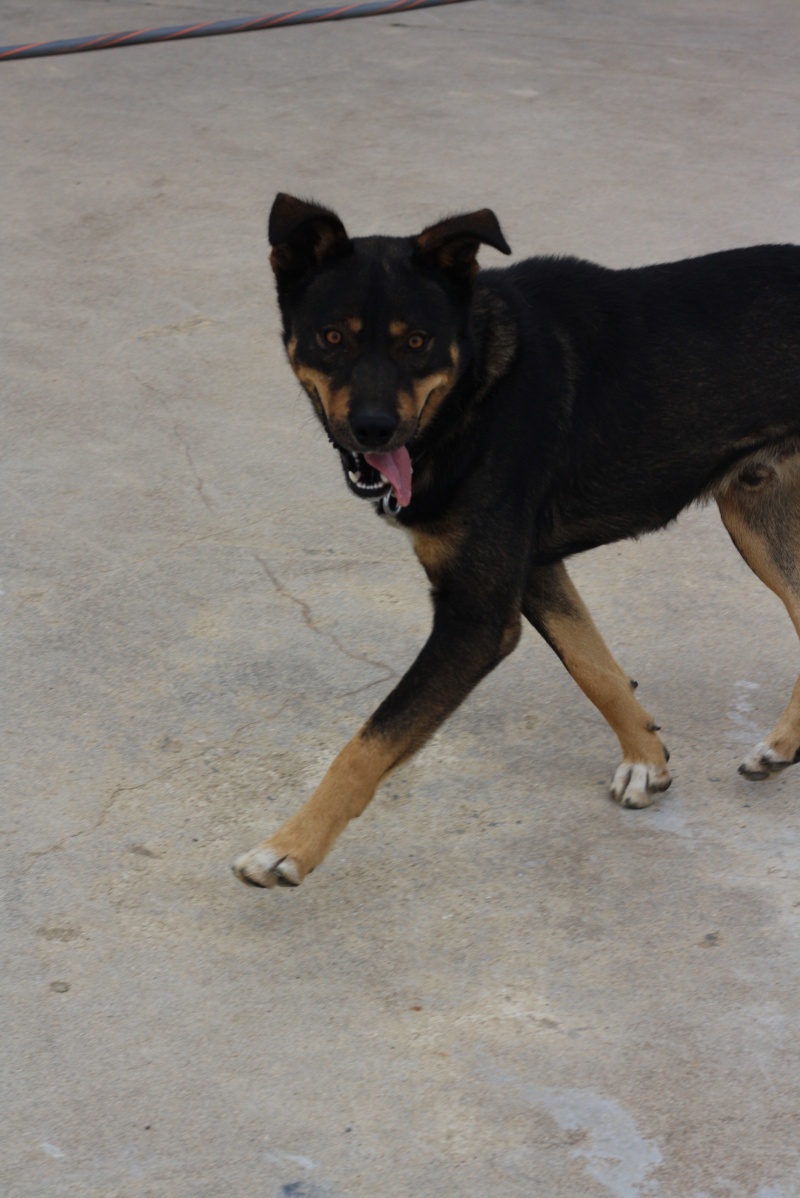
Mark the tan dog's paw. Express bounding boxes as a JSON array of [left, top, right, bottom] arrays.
[[232, 845, 303, 889], [610, 761, 672, 809], [739, 741, 797, 780]]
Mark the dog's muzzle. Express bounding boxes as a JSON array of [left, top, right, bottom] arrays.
[[340, 448, 408, 514]]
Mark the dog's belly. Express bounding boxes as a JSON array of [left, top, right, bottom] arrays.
[[535, 504, 670, 561], [536, 433, 800, 562]]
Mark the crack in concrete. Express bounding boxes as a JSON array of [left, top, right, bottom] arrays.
[[339, 676, 397, 700], [2, 590, 46, 627], [131, 368, 213, 511], [14, 711, 287, 877], [16, 764, 186, 877], [175, 423, 212, 510], [251, 551, 398, 687], [3, 515, 277, 610]]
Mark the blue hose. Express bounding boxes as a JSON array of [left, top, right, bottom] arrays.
[[0, 0, 474, 61]]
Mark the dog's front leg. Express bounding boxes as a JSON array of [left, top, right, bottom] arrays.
[[523, 561, 671, 808], [233, 586, 522, 889]]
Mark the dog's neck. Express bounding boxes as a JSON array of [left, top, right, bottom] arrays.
[[470, 283, 519, 403]]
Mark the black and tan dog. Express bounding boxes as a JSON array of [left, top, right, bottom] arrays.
[[233, 193, 800, 889]]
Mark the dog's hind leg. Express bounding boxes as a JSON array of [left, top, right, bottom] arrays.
[[523, 561, 671, 808], [716, 452, 800, 779]]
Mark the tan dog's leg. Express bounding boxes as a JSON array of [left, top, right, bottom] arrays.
[[233, 730, 397, 887], [523, 562, 671, 807], [233, 594, 522, 888], [717, 454, 800, 778]]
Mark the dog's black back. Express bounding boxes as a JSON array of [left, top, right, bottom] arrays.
[[468, 246, 800, 557]]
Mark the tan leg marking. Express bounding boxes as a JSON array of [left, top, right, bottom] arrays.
[[717, 462, 800, 778], [415, 345, 460, 433], [232, 729, 398, 888], [411, 519, 465, 587], [527, 564, 671, 808]]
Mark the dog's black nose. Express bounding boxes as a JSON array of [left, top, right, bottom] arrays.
[[350, 410, 398, 449]]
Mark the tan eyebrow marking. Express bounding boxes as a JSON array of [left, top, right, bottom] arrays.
[[389, 320, 409, 337]]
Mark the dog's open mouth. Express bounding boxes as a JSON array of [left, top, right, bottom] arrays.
[[344, 447, 413, 509]]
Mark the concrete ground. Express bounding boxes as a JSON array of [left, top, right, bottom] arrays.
[[3, 0, 800, 1194]]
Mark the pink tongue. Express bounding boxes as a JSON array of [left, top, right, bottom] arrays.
[[364, 447, 413, 508]]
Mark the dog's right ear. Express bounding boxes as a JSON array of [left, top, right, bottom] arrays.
[[268, 194, 352, 288]]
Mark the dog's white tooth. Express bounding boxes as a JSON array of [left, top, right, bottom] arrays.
[[348, 470, 361, 483], [380, 473, 389, 485]]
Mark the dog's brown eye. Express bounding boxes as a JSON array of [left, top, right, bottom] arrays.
[[407, 332, 427, 350], [322, 328, 343, 347]]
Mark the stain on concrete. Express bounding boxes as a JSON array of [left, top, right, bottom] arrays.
[[728, 680, 763, 746], [528, 1087, 663, 1198], [36, 925, 81, 942], [478, 1058, 662, 1198]]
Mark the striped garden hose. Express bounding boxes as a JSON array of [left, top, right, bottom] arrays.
[[0, 0, 474, 61]]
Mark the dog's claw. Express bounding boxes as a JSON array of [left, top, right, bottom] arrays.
[[610, 761, 672, 808], [232, 847, 302, 889], [739, 741, 793, 780]]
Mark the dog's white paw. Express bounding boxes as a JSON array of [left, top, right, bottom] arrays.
[[232, 846, 302, 889], [739, 741, 796, 781], [610, 761, 672, 809]]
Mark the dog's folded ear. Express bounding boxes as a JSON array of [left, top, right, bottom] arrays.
[[413, 209, 512, 282], [268, 193, 352, 287]]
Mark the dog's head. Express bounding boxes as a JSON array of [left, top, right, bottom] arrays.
[[268, 193, 511, 511]]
